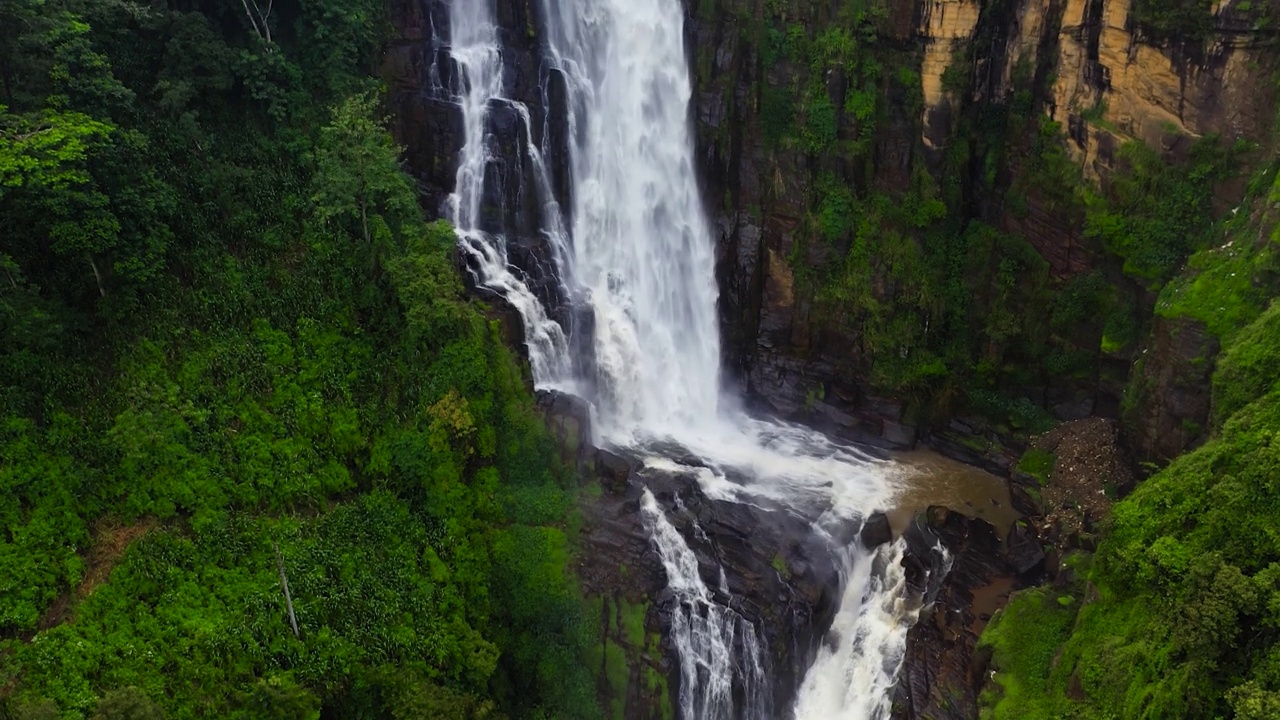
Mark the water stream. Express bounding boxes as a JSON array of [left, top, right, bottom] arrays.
[[438, 1, 927, 717], [642, 489, 772, 720]]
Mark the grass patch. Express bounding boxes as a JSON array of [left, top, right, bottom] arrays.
[[979, 587, 1079, 719], [1016, 449, 1057, 484]]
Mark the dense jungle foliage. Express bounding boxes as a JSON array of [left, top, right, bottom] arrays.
[[980, 166, 1280, 719], [0, 0, 598, 717]]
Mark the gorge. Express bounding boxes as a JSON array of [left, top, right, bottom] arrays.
[[3, 0, 1280, 716], [438, 0, 934, 716], [387, 0, 1280, 716]]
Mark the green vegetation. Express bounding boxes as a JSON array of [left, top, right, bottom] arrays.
[[979, 165, 1280, 718], [1084, 137, 1241, 288], [1212, 299, 1280, 426], [0, 0, 598, 717], [1016, 449, 1056, 484], [1130, 0, 1215, 43], [1156, 168, 1280, 340], [588, 596, 668, 720], [740, 15, 1280, 716], [979, 586, 1078, 718]]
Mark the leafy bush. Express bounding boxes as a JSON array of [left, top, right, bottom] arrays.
[[1016, 449, 1056, 483], [1130, 0, 1216, 43], [1212, 300, 1280, 427], [1084, 138, 1237, 287]]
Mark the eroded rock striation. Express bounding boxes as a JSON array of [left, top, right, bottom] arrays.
[[892, 507, 1045, 720]]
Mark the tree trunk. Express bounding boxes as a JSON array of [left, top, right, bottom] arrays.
[[238, 0, 273, 46], [273, 540, 300, 639], [88, 255, 106, 297]]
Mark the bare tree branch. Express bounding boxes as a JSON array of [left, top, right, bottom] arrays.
[[88, 256, 106, 297], [273, 539, 300, 639], [238, 0, 273, 46]]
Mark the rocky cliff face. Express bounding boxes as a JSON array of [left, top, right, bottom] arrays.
[[686, 0, 1278, 466], [889, 508, 1027, 720], [383, 0, 586, 345], [1047, 0, 1275, 181]]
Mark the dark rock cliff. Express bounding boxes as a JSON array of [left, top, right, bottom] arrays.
[[891, 508, 1029, 720], [538, 391, 849, 717], [383, 0, 583, 337]]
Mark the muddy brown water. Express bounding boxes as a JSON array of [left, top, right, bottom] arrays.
[[887, 450, 1019, 536]]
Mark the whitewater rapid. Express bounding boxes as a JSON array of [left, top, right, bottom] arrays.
[[440, 0, 925, 717]]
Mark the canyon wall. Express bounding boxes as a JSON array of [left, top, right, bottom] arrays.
[[688, 0, 1277, 467], [381, 0, 1278, 483]]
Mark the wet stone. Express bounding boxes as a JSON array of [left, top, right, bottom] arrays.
[[860, 512, 893, 549]]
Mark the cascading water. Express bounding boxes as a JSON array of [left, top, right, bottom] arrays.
[[642, 490, 772, 720], [438, 1, 929, 717], [540, 0, 722, 430], [445, 1, 574, 387], [793, 541, 945, 720]]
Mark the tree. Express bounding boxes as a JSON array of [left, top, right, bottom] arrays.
[[311, 92, 416, 247], [241, 674, 321, 720], [9, 698, 59, 720], [0, 106, 110, 193], [1228, 682, 1280, 720], [91, 688, 165, 720], [237, 0, 274, 46]]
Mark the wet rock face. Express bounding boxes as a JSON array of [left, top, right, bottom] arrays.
[[860, 511, 893, 549], [634, 457, 847, 714], [383, 0, 577, 329], [538, 390, 846, 717], [1126, 316, 1217, 464], [383, 0, 461, 213], [892, 507, 1044, 720]]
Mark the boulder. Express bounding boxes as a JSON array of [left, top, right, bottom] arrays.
[[860, 511, 893, 549], [1004, 521, 1046, 576], [597, 449, 632, 493]]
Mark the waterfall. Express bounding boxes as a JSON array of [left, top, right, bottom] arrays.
[[642, 490, 772, 720], [445, 1, 574, 388], [437, 0, 923, 717], [539, 0, 722, 431], [794, 541, 945, 720]]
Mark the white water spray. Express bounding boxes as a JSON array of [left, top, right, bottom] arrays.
[[794, 540, 944, 720]]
